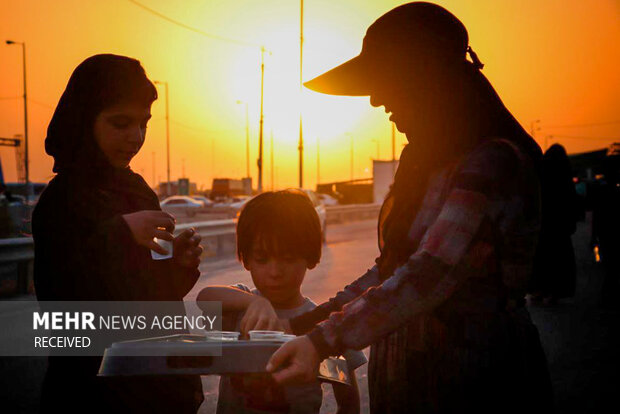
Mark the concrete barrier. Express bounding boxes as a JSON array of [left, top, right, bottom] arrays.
[[176, 219, 236, 260], [325, 204, 382, 224], [0, 237, 35, 296]]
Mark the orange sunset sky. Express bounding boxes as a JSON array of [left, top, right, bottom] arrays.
[[1, 0, 619, 191]]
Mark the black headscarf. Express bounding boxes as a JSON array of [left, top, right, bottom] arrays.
[[44, 54, 158, 205], [377, 61, 542, 279], [45, 54, 157, 176]]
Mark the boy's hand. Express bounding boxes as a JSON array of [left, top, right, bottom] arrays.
[[240, 296, 285, 336]]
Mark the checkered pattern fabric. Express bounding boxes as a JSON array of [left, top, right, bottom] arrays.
[[295, 138, 541, 358]]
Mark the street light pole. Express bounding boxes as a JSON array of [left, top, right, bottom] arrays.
[[391, 122, 396, 175], [236, 100, 250, 178], [154, 81, 171, 196], [270, 130, 274, 191], [530, 119, 542, 149], [317, 137, 320, 187], [6, 40, 29, 199], [258, 47, 265, 193], [346, 133, 354, 181]]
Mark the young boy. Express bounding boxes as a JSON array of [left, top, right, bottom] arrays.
[[198, 190, 366, 414]]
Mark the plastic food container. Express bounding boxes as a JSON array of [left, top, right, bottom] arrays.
[[248, 330, 284, 341], [204, 331, 240, 341], [280, 334, 297, 342]]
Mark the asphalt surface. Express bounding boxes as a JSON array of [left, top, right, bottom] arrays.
[[1, 217, 618, 413]]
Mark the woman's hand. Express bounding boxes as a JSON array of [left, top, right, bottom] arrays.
[[240, 296, 285, 336], [122, 210, 175, 255], [266, 335, 321, 385], [173, 228, 203, 268]]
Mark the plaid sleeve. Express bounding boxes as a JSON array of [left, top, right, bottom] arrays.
[[307, 141, 526, 358], [290, 265, 381, 335]]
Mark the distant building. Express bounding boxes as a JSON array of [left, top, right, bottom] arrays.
[[157, 179, 197, 198], [373, 160, 399, 204], [317, 178, 373, 205], [211, 178, 252, 200], [569, 143, 620, 180]]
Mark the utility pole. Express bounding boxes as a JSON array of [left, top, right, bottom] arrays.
[[270, 130, 274, 191], [347, 133, 354, 181], [317, 137, 320, 187], [152, 151, 156, 187], [154, 81, 171, 196], [530, 119, 542, 150], [258, 47, 265, 193], [5, 40, 29, 199], [236, 100, 250, 178], [298, 0, 304, 189], [391, 122, 396, 176]]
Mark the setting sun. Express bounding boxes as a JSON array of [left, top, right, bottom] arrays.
[[0, 0, 618, 191]]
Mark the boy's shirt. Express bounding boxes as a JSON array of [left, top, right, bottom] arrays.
[[216, 283, 367, 414]]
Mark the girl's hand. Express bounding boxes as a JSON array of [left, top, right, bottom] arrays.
[[240, 296, 285, 336], [173, 228, 203, 268], [122, 210, 175, 255], [266, 335, 321, 384]]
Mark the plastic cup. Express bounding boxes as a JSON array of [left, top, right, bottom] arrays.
[[248, 330, 284, 341], [204, 331, 240, 341], [151, 238, 173, 260]]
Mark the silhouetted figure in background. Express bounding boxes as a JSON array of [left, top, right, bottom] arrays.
[[590, 154, 620, 308], [33, 55, 203, 413], [265, 3, 554, 413], [530, 144, 578, 304]]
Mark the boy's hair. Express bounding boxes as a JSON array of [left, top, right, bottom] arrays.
[[237, 189, 322, 267]]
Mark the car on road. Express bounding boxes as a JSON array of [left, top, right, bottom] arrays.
[[190, 195, 214, 209], [318, 193, 339, 206], [303, 189, 328, 244], [160, 195, 204, 218], [228, 195, 253, 217]]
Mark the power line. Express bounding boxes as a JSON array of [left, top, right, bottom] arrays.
[[550, 135, 619, 141], [127, 0, 261, 48], [543, 120, 620, 129], [28, 98, 55, 111]]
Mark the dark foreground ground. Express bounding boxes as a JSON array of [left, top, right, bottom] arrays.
[[1, 215, 618, 413]]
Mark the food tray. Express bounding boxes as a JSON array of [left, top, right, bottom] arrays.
[[97, 334, 350, 386]]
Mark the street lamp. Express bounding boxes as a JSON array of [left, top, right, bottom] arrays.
[[316, 137, 320, 186], [545, 135, 553, 152], [346, 132, 354, 181], [372, 139, 380, 160], [236, 100, 250, 178], [153, 81, 170, 196], [530, 119, 542, 148], [6, 40, 29, 200], [299, 0, 305, 189]]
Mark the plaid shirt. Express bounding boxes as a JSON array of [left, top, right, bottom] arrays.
[[292, 138, 541, 358]]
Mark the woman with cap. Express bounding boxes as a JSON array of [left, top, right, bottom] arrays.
[[267, 2, 553, 412], [33, 54, 204, 413]]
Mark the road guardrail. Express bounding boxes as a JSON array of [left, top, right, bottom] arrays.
[[0, 204, 381, 296]]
